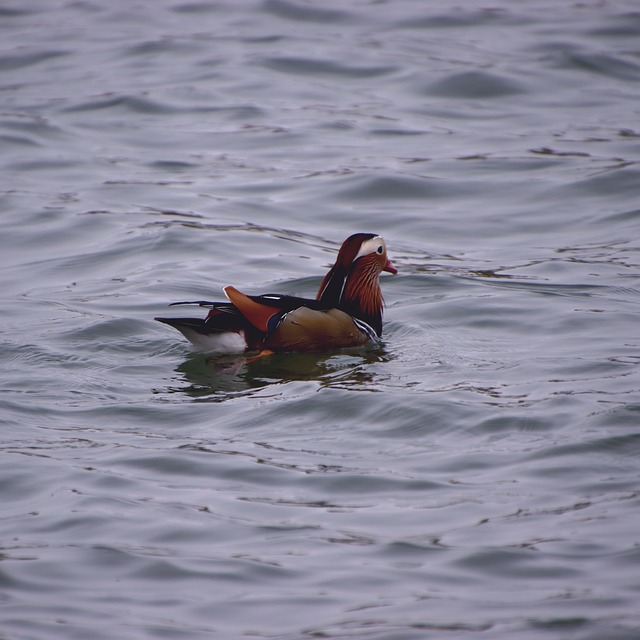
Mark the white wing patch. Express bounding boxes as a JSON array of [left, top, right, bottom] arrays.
[[174, 327, 247, 353]]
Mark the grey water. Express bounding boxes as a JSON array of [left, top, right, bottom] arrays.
[[1, 1, 640, 638]]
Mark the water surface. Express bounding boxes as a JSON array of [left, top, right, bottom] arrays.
[[1, 1, 640, 639]]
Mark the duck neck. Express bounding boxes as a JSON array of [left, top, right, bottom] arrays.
[[340, 259, 384, 337], [316, 264, 348, 308], [317, 256, 384, 337]]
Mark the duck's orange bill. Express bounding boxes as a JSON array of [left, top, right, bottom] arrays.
[[384, 259, 398, 275]]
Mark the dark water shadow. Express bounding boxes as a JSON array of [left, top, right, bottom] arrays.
[[162, 346, 391, 401]]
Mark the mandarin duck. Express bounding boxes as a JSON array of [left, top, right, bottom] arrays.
[[155, 233, 397, 353]]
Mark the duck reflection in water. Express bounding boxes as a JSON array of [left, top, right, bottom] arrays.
[[165, 346, 391, 401]]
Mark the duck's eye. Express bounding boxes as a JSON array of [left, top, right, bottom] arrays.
[[376, 245, 384, 254]]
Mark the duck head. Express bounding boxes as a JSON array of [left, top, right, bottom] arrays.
[[317, 233, 397, 336]]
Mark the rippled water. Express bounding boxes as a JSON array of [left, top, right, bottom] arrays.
[[2, 1, 640, 638]]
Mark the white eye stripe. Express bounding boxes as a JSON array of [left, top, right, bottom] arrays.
[[354, 236, 385, 261]]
